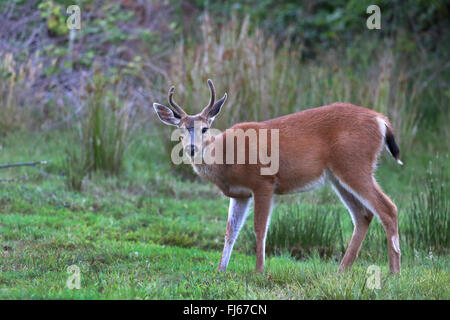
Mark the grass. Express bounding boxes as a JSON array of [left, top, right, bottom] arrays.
[[64, 70, 140, 190], [241, 203, 345, 259], [0, 53, 37, 135], [0, 131, 448, 299], [404, 158, 449, 253], [1, 241, 448, 299]]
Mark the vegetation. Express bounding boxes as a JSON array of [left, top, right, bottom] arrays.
[[242, 203, 345, 259], [404, 159, 449, 253], [65, 70, 139, 190], [0, 0, 448, 299]]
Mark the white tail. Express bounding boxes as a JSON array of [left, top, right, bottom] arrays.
[[154, 80, 402, 274]]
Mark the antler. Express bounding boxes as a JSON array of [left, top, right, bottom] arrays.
[[201, 79, 216, 115], [206, 79, 216, 110], [168, 86, 187, 117]]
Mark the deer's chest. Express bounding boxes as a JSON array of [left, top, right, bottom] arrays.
[[192, 163, 252, 198]]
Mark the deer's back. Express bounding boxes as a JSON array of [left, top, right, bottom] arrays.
[[223, 103, 388, 195]]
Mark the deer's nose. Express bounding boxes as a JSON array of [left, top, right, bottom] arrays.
[[185, 145, 198, 157]]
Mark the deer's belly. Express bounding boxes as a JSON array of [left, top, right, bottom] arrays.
[[222, 185, 253, 198], [274, 171, 327, 195]]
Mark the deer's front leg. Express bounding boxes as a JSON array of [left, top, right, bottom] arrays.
[[253, 186, 274, 273], [218, 197, 252, 271]]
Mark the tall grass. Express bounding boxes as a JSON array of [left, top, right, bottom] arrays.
[[65, 70, 138, 190], [0, 53, 40, 135], [168, 14, 302, 130], [65, 139, 90, 191], [403, 156, 449, 254], [241, 202, 345, 259], [84, 72, 134, 174], [164, 14, 446, 165]]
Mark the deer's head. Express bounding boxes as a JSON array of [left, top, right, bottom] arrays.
[[153, 79, 227, 158]]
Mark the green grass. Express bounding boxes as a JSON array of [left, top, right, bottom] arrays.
[[1, 240, 448, 299], [0, 131, 448, 299]]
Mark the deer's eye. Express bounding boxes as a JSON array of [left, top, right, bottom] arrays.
[[202, 127, 208, 134]]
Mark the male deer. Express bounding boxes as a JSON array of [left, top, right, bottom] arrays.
[[153, 79, 403, 274]]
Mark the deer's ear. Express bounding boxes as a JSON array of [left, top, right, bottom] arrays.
[[153, 103, 182, 126], [208, 93, 227, 122]]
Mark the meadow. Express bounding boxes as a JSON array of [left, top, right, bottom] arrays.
[[0, 0, 449, 299]]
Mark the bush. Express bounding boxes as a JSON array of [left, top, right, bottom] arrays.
[[188, 0, 450, 57]]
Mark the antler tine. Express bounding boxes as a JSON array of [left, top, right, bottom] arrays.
[[206, 79, 216, 110], [168, 86, 186, 116]]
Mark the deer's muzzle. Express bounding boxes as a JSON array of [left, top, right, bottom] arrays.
[[185, 144, 198, 157]]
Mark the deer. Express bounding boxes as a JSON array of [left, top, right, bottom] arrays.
[[153, 79, 403, 274]]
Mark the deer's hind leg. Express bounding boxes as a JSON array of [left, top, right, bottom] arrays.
[[330, 174, 374, 271], [329, 169, 401, 274]]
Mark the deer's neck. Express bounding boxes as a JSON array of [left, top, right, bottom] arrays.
[[189, 133, 253, 199], [190, 134, 228, 189]]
